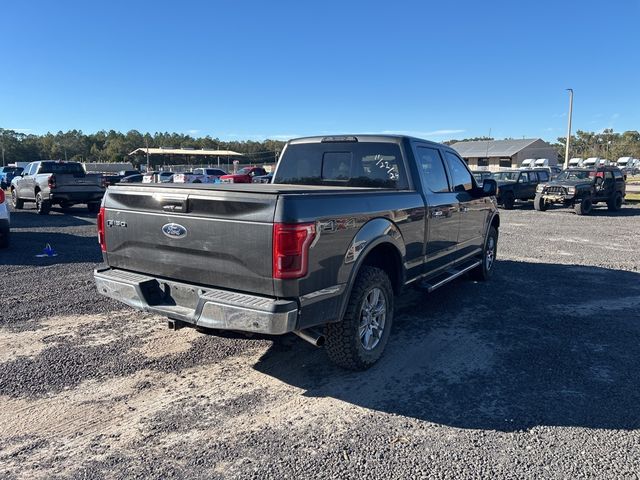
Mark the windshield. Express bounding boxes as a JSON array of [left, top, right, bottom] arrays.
[[274, 142, 408, 188], [2, 167, 23, 174], [38, 162, 85, 175], [236, 167, 251, 175], [493, 171, 519, 181], [556, 170, 594, 181]]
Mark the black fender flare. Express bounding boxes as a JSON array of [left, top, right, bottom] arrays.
[[336, 218, 405, 322]]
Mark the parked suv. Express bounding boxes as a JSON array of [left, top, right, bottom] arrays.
[[493, 169, 551, 209], [0, 166, 24, 190], [95, 135, 500, 370], [534, 167, 625, 214]]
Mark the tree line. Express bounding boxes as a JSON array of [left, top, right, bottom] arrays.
[[1, 128, 638, 167], [0, 129, 286, 166]]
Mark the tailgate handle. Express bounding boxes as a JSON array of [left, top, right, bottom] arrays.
[[160, 197, 188, 213]]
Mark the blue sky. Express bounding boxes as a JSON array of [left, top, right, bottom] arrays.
[[1, 0, 638, 142]]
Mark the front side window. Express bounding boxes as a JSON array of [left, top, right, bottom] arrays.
[[416, 146, 449, 193], [519, 172, 530, 183], [444, 151, 474, 192]]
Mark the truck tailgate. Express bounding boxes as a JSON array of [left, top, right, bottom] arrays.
[[55, 173, 103, 192], [103, 185, 277, 296]]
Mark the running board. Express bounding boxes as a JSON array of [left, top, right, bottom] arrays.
[[419, 260, 482, 292]]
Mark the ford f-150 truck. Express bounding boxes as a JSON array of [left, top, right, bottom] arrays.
[[94, 135, 499, 369], [11, 161, 105, 214]]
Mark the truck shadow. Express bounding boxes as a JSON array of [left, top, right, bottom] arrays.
[[254, 260, 640, 432], [0, 231, 102, 266], [8, 207, 96, 229]]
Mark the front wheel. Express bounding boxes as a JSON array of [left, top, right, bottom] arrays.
[[471, 226, 498, 281], [325, 266, 394, 370], [534, 194, 548, 211], [11, 189, 24, 209], [502, 192, 515, 210], [574, 197, 592, 215], [35, 192, 50, 215]]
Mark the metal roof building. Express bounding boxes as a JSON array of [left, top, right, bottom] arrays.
[[451, 138, 558, 171]]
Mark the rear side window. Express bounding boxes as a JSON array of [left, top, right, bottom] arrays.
[[415, 146, 449, 193], [275, 142, 408, 189], [444, 151, 474, 192]]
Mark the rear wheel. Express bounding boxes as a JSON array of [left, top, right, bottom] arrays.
[[607, 192, 623, 212], [502, 192, 515, 209], [325, 266, 394, 370], [574, 197, 592, 215], [87, 202, 100, 214], [11, 189, 24, 209], [533, 194, 548, 211], [35, 192, 50, 215]]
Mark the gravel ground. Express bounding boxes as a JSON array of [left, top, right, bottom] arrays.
[[1, 200, 639, 479]]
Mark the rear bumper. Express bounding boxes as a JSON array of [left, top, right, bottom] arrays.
[[50, 191, 104, 203], [94, 267, 299, 335]]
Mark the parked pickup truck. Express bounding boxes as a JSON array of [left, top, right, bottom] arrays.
[[219, 166, 268, 183], [173, 168, 227, 184], [11, 161, 105, 214], [94, 135, 500, 370]]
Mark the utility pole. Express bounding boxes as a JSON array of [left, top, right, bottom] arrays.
[[564, 88, 574, 169], [145, 137, 150, 172]]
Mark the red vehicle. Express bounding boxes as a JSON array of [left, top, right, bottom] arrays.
[[219, 166, 267, 184]]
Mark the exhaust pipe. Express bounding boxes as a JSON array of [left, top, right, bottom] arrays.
[[294, 328, 325, 347]]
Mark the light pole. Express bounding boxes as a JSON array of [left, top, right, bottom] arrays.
[[564, 88, 573, 169]]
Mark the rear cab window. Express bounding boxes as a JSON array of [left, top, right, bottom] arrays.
[[274, 140, 409, 189], [38, 162, 86, 175]]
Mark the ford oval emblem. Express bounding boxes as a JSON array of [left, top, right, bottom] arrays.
[[162, 223, 188, 239]]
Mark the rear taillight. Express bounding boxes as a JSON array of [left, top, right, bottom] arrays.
[[273, 222, 316, 279], [97, 207, 106, 252], [0, 189, 5, 204], [48, 174, 56, 189]]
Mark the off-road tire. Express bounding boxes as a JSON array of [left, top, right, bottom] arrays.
[[0, 226, 9, 249], [87, 202, 100, 214], [35, 192, 50, 215], [325, 266, 394, 370], [533, 194, 548, 211], [471, 226, 498, 281], [11, 189, 24, 209], [574, 197, 592, 215], [502, 192, 515, 210], [607, 192, 623, 212]]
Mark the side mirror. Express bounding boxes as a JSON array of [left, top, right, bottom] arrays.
[[482, 179, 497, 196]]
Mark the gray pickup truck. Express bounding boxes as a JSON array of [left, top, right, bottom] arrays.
[[95, 135, 500, 369], [11, 161, 105, 214]]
